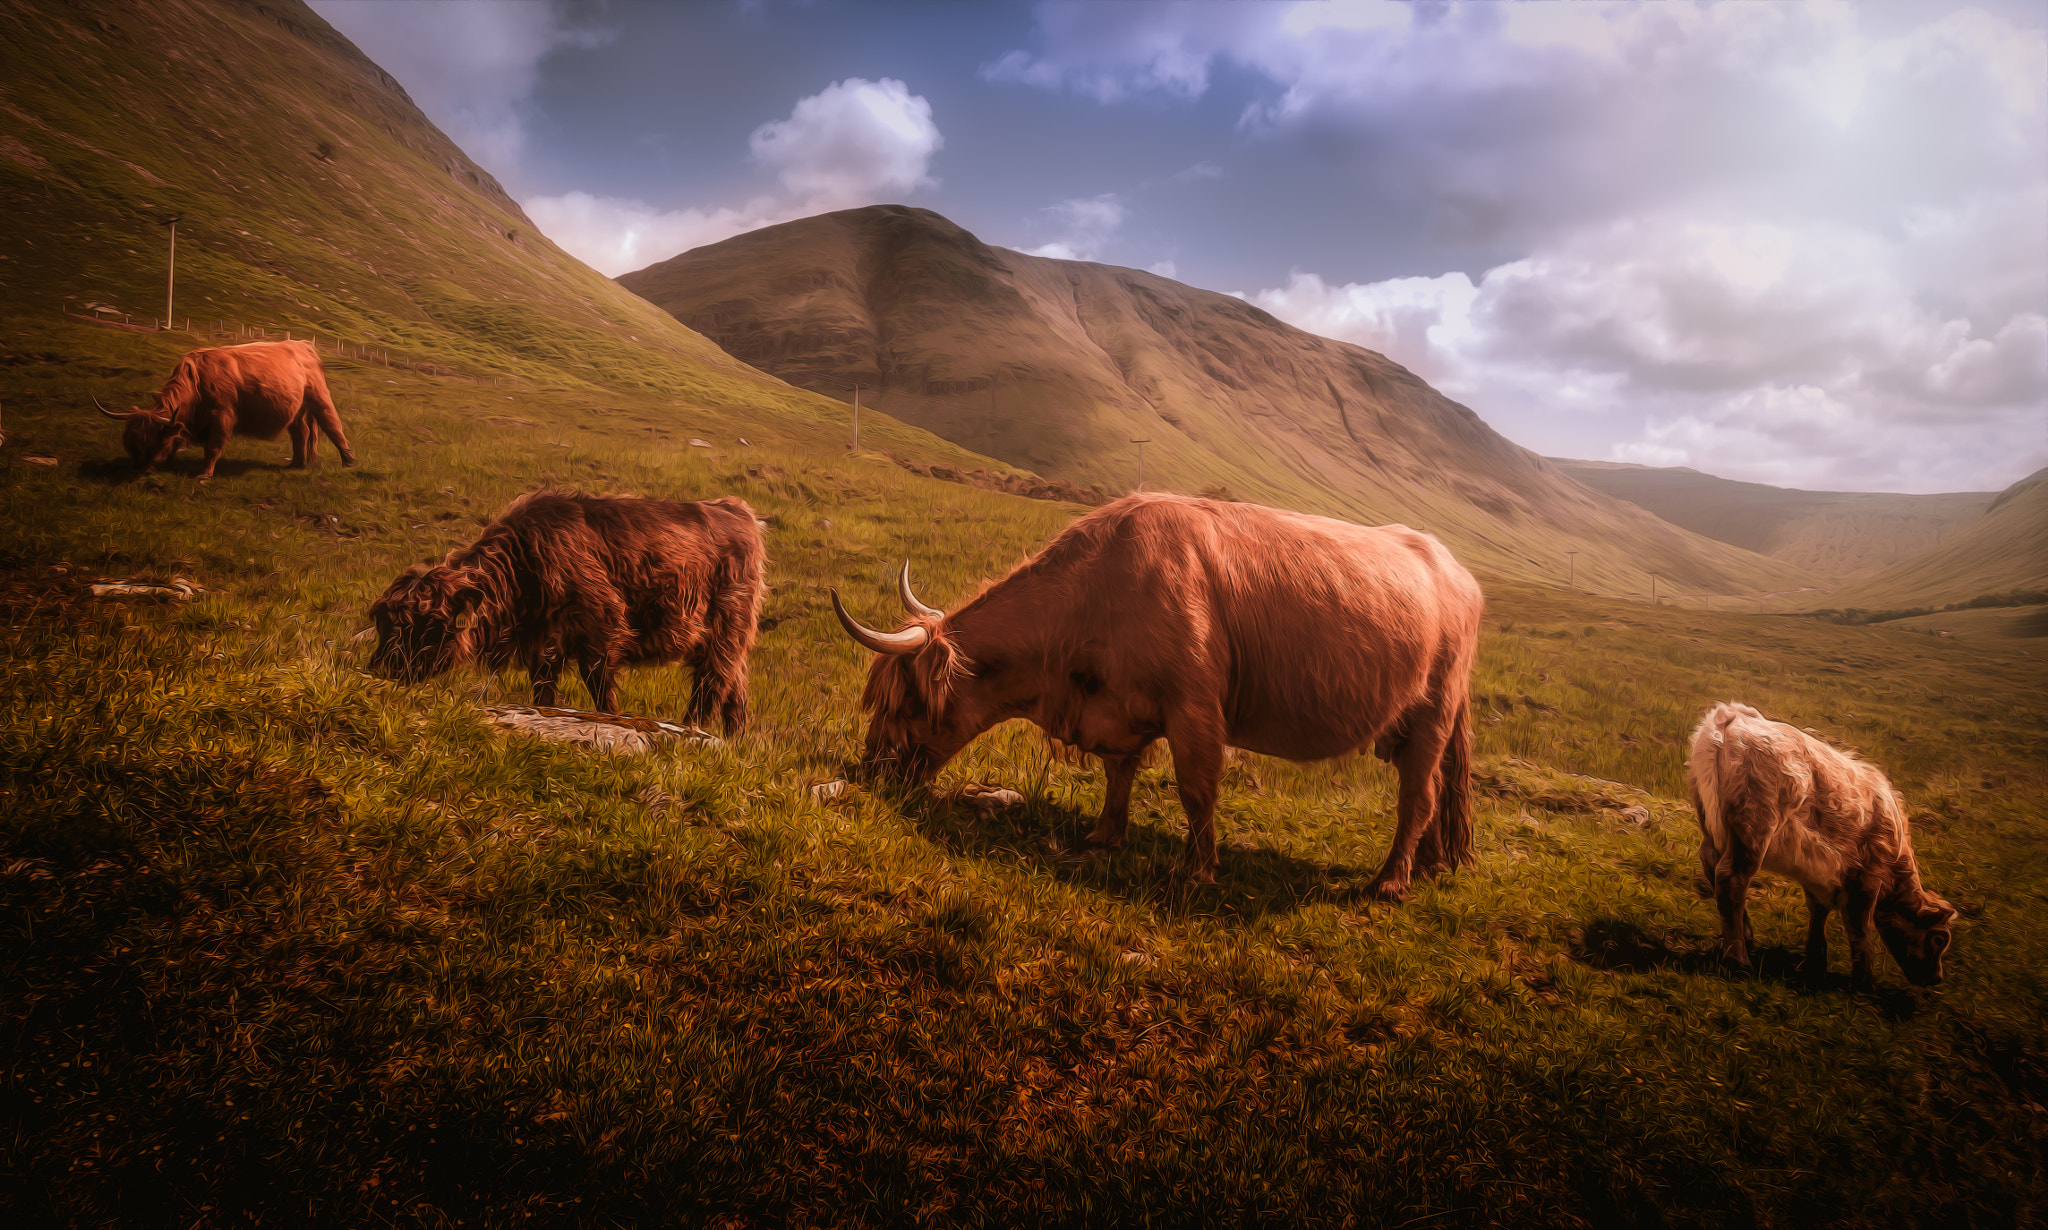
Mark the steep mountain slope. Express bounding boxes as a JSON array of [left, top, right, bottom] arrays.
[[621, 205, 1814, 596], [1550, 459, 1994, 578], [0, 0, 1004, 472], [1816, 469, 2048, 611]]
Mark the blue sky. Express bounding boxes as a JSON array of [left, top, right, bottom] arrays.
[[309, 0, 2046, 495]]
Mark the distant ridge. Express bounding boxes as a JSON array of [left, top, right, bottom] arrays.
[[1815, 469, 2048, 611], [1550, 459, 1994, 578], [621, 205, 1813, 597]]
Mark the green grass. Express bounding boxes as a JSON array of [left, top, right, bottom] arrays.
[[4, 326, 2046, 1227]]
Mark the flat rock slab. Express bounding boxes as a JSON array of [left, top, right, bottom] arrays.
[[487, 705, 722, 753], [90, 577, 204, 601]]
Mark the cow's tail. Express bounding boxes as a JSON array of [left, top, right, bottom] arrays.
[[1436, 694, 1474, 869]]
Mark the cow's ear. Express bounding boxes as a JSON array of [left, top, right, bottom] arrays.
[[1922, 900, 1957, 927]]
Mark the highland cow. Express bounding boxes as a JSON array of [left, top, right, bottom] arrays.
[[1687, 702, 1956, 988], [95, 340, 355, 480], [369, 493, 764, 733], [832, 493, 1485, 892]]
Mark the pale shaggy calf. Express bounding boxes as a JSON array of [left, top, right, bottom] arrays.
[[1686, 702, 1956, 988]]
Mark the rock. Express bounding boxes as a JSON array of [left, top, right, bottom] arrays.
[[90, 577, 203, 601], [811, 779, 849, 801], [24, 456, 58, 467], [1621, 805, 1651, 827], [959, 783, 1025, 812], [687, 438, 712, 448], [486, 705, 721, 754]]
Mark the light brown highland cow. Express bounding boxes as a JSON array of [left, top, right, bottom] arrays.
[[1686, 702, 1955, 988]]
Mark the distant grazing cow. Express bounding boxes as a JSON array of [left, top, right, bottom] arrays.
[[369, 493, 764, 732], [832, 493, 1485, 892], [94, 340, 355, 480], [1687, 702, 1956, 988]]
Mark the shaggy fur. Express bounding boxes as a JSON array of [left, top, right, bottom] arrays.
[[106, 340, 355, 480], [1687, 702, 1956, 988], [847, 492, 1485, 893], [368, 493, 764, 732]]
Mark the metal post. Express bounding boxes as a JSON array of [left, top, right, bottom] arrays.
[[1651, 573, 1659, 606], [852, 384, 861, 450], [1131, 438, 1150, 491], [163, 217, 178, 330], [1567, 551, 1578, 589]]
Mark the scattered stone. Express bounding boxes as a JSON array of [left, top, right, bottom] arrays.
[[90, 577, 203, 601], [1519, 810, 1540, 828], [1621, 805, 1652, 827], [487, 704, 721, 754], [687, 438, 712, 448], [811, 779, 849, 802], [959, 783, 1025, 813], [1121, 950, 1156, 966], [24, 456, 57, 467]]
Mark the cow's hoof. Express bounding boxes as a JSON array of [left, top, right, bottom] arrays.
[[1366, 877, 1410, 903], [1081, 829, 1127, 852], [342, 455, 358, 468]]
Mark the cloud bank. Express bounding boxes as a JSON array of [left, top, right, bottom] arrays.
[[999, 0, 2047, 491]]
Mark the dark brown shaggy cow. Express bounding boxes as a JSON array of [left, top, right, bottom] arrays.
[[95, 340, 356, 480], [369, 493, 764, 733], [832, 493, 1485, 892], [1687, 702, 1956, 988]]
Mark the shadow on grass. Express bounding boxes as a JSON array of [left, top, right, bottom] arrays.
[[891, 785, 1406, 925], [1568, 915, 1924, 1016], [75, 455, 364, 485]]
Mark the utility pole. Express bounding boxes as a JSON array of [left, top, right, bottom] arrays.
[[1651, 573, 1660, 606], [851, 384, 861, 451], [1131, 439, 1151, 492], [1566, 551, 1578, 590], [162, 214, 182, 330]]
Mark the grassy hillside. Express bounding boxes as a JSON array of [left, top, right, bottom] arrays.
[[4, 2, 2045, 1226], [0, 0, 1014, 475], [620, 206, 1818, 602], [3, 370, 2044, 1226], [1819, 470, 2048, 612], [1551, 459, 1994, 579]]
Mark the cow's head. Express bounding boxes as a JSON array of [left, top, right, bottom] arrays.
[[95, 396, 185, 470], [833, 563, 1001, 783], [367, 564, 484, 683], [1875, 890, 1957, 986]]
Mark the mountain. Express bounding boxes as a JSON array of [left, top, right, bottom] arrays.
[[1549, 460, 1994, 578], [0, 0, 1006, 472], [620, 205, 1814, 597], [1814, 469, 2048, 611]]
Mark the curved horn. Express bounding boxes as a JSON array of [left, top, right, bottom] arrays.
[[831, 588, 929, 654], [91, 394, 129, 420], [897, 560, 944, 619]]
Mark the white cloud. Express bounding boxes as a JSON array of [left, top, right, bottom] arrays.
[[1250, 213, 2048, 492], [524, 78, 944, 276], [1017, 193, 1127, 262], [748, 78, 942, 205], [309, 0, 612, 189]]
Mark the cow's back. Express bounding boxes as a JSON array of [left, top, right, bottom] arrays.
[[1689, 702, 1899, 890], [538, 494, 764, 664], [1028, 494, 1483, 759]]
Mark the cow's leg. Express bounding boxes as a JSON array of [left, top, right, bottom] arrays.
[[529, 646, 563, 708], [1367, 710, 1456, 902], [1084, 751, 1143, 850], [194, 426, 229, 482], [1713, 842, 1763, 971], [307, 385, 356, 466], [687, 601, 756, 736], [1802, 889, 1831, 984], [1165, 710, 1226, 884], [1843, 882, 1879, 992], [288, 415, 312, 468], [579, 656, 618, 715]]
